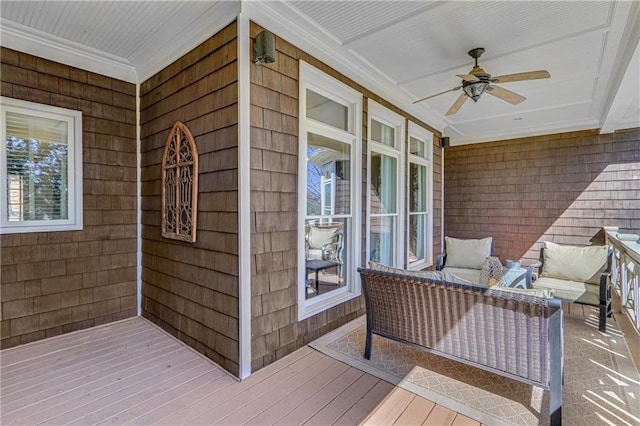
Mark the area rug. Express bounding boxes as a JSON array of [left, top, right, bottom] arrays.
[[310, 309, 640, 425]]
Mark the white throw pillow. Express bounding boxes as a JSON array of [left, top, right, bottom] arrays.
[[540, 242, 608, 284], [445, 237, 492, 270]]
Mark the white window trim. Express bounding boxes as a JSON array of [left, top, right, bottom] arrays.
[[0, 97, 83, 234], [366, 100, 405, 268], [407, 121, 433, 270], [298, 61, 363, 321]]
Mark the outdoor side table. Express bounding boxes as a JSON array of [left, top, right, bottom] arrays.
[[306, 259, 340, 292], [503, 267, 528, 288]]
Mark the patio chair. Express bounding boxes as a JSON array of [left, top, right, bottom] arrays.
[[305, 222, 343, 263], [436, 236, 495, 283], [305, 222, 344, 291], [525, 241, 612, 331]]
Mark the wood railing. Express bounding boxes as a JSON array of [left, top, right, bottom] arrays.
[[605, 226, 640, 332]]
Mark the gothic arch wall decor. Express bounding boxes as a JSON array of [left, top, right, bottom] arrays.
[[162, 121, 198, 242]]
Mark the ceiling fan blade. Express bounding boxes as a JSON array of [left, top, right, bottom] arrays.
[[413, 86, 462, 104], [485, 85, 526, 105], [446, 93, 468, 116], [492, 70, 550, 84], [456, 74, 479, 82]]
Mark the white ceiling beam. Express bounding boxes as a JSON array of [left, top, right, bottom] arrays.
[[599, 1, 640, 132]]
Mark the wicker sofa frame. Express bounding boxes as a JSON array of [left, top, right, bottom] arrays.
[[359, 267, 564, 425]]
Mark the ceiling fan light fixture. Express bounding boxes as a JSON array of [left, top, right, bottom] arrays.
[[463, 81, 489, 102]]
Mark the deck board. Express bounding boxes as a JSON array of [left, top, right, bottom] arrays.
[[393, 394, 436, 425], [2, 334, 183, 412], [1, 319, 144, 367], [334, 380, 396, 425], [243, 362, 352, 425], [1, 321, 151, 383], [1, 317, 475, 425], [214, 355, 341, 424], [302, 370, 376, 425], [362, 387, 417, 425], [277, 366, 365, 425], [2, 333, 173, 404]]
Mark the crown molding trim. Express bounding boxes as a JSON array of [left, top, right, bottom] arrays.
[[242, 1, 447, 133], [0, 19, 137, 83], [136, 1, 241, 84], [446, 117, 601, 146], [0, 1, 241, 85]]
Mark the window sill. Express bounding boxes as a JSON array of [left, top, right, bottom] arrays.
[[0, 221, 82, 234], [298, 285, 361, 321]]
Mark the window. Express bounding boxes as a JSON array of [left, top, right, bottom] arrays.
[[162, 121, 198, 243], [298, 61, 362, 320], [407, 122, 433, 269], [0, 97, 82, 234], [367, 100, 405, 267]]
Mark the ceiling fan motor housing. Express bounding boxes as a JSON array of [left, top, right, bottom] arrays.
[[463, 73, 491, 102]]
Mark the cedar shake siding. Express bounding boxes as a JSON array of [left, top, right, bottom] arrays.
[[1, 47, 138, 349], [249, 22, 443, 371], [139, 22, 240, 375], [444, 128, 640, 264]]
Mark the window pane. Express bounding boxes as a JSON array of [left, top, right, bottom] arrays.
[[305, 217, 349, 299], [306, 133, 351, 216], [410, 136, 425, 157], [371, 119, 395, 147], [409, 214, 425, 263], [370, 152, 396, 214], [5, 112, 69, 221], [409, 163, 427, 213], [306, 90, 348, 131], [370, 216, 395, 266]]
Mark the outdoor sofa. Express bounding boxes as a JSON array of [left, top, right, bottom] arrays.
[[359, 267, 564, 425]]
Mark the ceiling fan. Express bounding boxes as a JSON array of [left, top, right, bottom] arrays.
[[413, 47, 550, 116]]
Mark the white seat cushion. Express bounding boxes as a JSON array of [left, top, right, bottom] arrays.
[[532, 276, 600, 305], [441, 267, 481, 284]]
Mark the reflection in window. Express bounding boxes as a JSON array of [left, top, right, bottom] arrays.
[[305, 133, 350, 299], [5, 112, 68, 222], [306, 89, 348, 131], [407, 123, 432, 268], [410, 136, 426, 158], [6, 137, 68, 221], [369, 152, 397, 265], [371, 119, 395, 148], [409, 163, 428, 264]]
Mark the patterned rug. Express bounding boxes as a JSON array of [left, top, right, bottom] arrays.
[[310, 308, 640, 425]]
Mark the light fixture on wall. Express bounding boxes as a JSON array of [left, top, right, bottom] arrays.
[[254, 30, 275, 65]]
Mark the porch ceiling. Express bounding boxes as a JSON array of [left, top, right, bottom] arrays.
[[1, 0, 638, 145]]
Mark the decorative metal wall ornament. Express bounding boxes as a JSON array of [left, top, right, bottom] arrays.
[[162, 121, 198, 242]]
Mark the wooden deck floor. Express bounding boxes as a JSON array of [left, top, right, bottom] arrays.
[[0, 317, 478, 425]]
